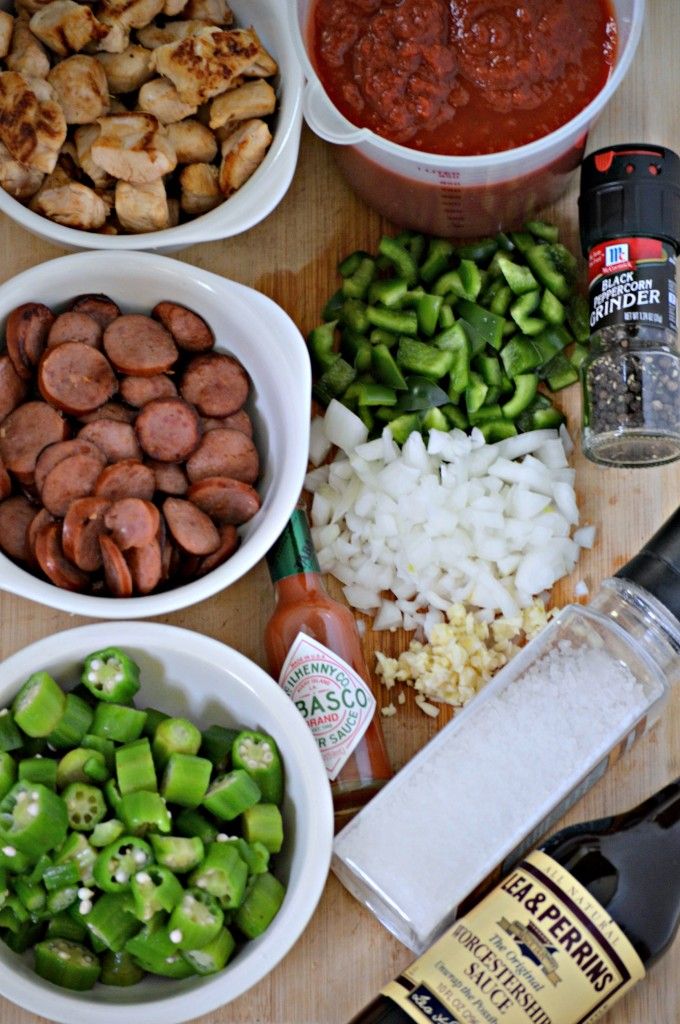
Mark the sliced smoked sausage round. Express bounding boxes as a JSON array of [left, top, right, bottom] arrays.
[[126, 539, 162, 595], [69, 294, 121, 328], [6, 303, 55, 380], [47, 312, 103, 350], [62, 496, 110, 572], [103, 315, 178, 377], [180, 353, 249, 417], [0, 355, 28, 424], [135, 397, 201, 463], [94, 459, 156, 502], [0, 402, 69, 484], [152, 302, 214, 353], [34, 522, 89, 591], [202, 409, 253, 438], [0, 495, 37, 561], [99, 534, 133, 597], [38, 342, 118, 416], [163, 497, 220, 555], [41, 452, 106, 517], [104, 498, 160, 551], [195, 524, 239, 577], [147, 459, 188, 496], [0, 460, 10, 501], [79, 402, 136, 425], [186, 428, 259, 484], [120, 374, 177, 408], [35, 438, 105, 495], [78, 420, 142, 463], [187, 476, 261, 525], [27, 508, 54, 562]]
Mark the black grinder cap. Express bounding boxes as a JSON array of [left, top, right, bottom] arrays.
[[617, 506, 680, 623], [579, 144, 680, 257]]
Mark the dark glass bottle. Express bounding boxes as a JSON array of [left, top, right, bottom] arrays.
[[349, 779, 680, 1024]]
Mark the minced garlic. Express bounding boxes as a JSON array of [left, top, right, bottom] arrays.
[[375, 600, 554, 712]]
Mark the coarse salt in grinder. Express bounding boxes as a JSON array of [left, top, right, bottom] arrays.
[[578, 144, 680, 467]]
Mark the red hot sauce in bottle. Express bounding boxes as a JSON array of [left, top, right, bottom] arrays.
[[264, 509, 392, 829]]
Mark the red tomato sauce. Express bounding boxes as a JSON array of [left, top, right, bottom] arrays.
[[310, 0, 617, 156]]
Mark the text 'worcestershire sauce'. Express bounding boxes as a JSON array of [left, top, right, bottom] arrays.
[[349, 779, 680, 1024]]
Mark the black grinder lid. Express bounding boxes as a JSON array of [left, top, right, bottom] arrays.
[[578, 144, 680, 257]]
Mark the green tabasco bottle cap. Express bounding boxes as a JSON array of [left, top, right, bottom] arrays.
[[266, 508, 320, 582]]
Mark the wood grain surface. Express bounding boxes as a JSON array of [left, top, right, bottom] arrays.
[[0, 3, 679, 1022]]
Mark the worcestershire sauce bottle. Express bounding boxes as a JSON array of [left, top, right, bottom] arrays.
[[349, 778, 680, 1024]]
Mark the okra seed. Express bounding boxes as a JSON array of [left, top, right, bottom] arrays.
[[90, 659, 102, 670], [57, 950, 69, 960], [0, 710, 7, 716], [216, 833, 228, 842], [87, 672, 97, 683], [79, 900, 92, 915], [135, 871, 151, 884], [114, 869, 128, 883], [77, 887, 93, 899], [30, 791, 39, 800], [169, 929, 183, 944], [133, 850, 147, 864], [2, 846, 15, 857], [27, 803, 39, 817], [165, 956, 178, 964], [263, 752, 273, 764], [114, 673, 124, 683]]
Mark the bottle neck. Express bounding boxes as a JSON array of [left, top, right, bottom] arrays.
[[266, 508, 321, 584], [589, 577, 680, 686]]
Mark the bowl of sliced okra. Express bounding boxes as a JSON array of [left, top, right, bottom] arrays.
[[0, 621, 333, 1024]]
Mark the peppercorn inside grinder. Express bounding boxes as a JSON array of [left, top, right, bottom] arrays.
[[578, 144, 680, 466]]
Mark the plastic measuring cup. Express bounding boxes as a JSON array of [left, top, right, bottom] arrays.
[[291, 0, 645, 237]]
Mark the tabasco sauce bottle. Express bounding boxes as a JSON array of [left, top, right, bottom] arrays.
[[264, 508, 392, 829]]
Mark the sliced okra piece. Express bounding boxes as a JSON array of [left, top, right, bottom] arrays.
[[46, 911, 87, 944], [15, 876, 46, 914], [12, 673, 65, 739], [0, 751, 16, 801], [242, 804, 284, 855], [150, 834, 204, 874], [91, 703, 147, 744], [90, 818, 125, 848], [183, 926, 236, 976], [53, 832, 97, 885], [131, 863, 183, 922], [81, 733, 115, 771], [199, 725, 240, 772], [0, 709, 23, 753], [231, 731, 284, 806], [118, 791, 171, 836], [46, 882, 79, 914], [18, 756, 57, 790], [57, 747, 108, 789], [189, 842, 248, 907], [224, 837, 270, 877], [141, 707, 170, 740], [202, 769, 261, 821], [0, 843, 30, 873], [63, 782, 107, 832], [93, 835, 154, 894], [0, 894, 29, 930], [34, 938, 101, 991], [46, 693, 94, 750], [43, 860, 80, 892], [0, 781, 68, 858], [3, 920, 44, 954], [81, 649, 140, 704], [175, 808, 218, 846], [125, 921, 197, 978], [115, 738, 157, 796], [85, 891, 141, 952], [153, 717, 202, 770], [100, 949, 145, 987], [168, 887, 224, 950], [161, 753, 212, 808], [234, 872, 285, 940]]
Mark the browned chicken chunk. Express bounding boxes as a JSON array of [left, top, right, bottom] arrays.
[[209, 79, 276, 131], [218, 116, 270, 196], [0, 13, 14, 61], [48, 55, 109, 124], [97, 44, 153, 94], [97, 0, 164, 52], [0, 139, 44, 199], [151, 27, 277, 106], [166, 118, 217, 163], [136, 19, 204, 48], [30, 165, 109, 228], [138, 77, 197, 123], [115, 176, 170, 231], [6, 20, 50, 78], [90, 112, 177, 183], [180, 160, 220, 215], [73, 123, 113, 188], [183, 0, 232, 25], [0, 71, 66, 173], [30, 1, 108, 56]]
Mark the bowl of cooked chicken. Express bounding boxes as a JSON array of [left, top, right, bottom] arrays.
[[0, 0, 302, 249]]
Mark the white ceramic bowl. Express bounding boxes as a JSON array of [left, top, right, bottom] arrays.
[[0, 0, 302, 252], [0, 251, 311, 618], [0, 621, 333, 1024]]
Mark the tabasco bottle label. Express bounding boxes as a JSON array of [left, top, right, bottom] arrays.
[[278, 632, 376, 781], [381, 850, 645, 1024]]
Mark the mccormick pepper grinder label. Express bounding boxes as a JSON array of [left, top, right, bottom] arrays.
[[381, 850, 644, 1024], [587, 236, 677, 333], [278, 632, 376, 781]]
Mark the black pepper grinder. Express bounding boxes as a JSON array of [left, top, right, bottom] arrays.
[[578, 144, 680, 467]]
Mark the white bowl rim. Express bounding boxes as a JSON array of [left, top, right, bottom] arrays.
[[0, 0, 303, 251], [0, 620, 334, 1024], [0, 251, 311, 619]]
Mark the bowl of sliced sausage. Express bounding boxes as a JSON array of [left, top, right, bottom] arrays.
[[0, 249, 310, 616]]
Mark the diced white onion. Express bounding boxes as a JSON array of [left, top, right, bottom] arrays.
[[573, 525, 596, 549], [323, 399, 368, 452], [309, 415, 332, 467]]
